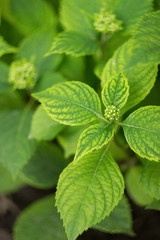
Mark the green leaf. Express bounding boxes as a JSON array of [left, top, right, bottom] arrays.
[[0, 90, 25, 111], [146, 200, 160, 211], [125, 166, 153, 206], [10, 0, 57, 35], [34, 72, 66, 92], [102, 73, 129, 109], [30, 105, 64, 141], [0, 61, 10, 93], [110, 0, 153, 34], [122, 106, 160, 161], [60, 0, 103, 37], [0, 109, 37, 177], [0, 162, 24, 194], [16, 29, 61, 76], [140, 161, 160, 200], [102, 11, 160, 112], [47, 31, 99, 57], [21, 143, 67, 189], [103, 59, 158, 113], [103, 11, 160, 68], [57, 125, 88, 158], [0, 36, 16, 57], [56, 147, 124, 240], [13, 195, 67, 240], [130, 10, 160, 64], [94, 196, 134, 236], [74, 123, 114, 162], [58, 55, 85, 82], [33, 81, 103, 126]]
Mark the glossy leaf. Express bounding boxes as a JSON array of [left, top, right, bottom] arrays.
[[140, 161, 160, 200], [102, 73, 129, 109], [122, 106, 160, 161], [103, 60, 158, 113], [33, 81, 103, 126], [21, 143, 67, 189], [94, 196, 134, 236], [30, 105, 64, 141], [47, 31, 98, 57], [74, 123, 114, 162], [102, 11, 160, 112], [14, 196, 67, 240], [60, 0, 103, 36], [56, 147, 124, 240], [0, 110, 37, 177]]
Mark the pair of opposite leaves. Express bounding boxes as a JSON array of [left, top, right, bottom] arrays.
[[33, 74, 160, 240], [33, 73, 160, 163]]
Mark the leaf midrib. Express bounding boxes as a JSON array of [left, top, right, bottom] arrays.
[[120, 122, 160, 134], [41, 94, 108, 122], [69, 146, 110, 240], [75, 123, 112, 161]]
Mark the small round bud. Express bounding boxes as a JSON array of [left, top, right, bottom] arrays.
[[93, 9, 123, 34], [104, 105, 120, 122], [9, 59, 37, 90]]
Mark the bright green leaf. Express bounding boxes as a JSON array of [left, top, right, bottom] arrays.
[[0, 36, 16, 57], [56, 147, 124, 240], [94, 196, 134, 236], [130, 10, 160, 64], [33, 81, 103, 126], [125, 166, 153, 206], [103, 59, 158, 113], [146, 200, 160, 211], [0, 109, 37, 177], [21, 143, 67, 189], [14, 195, 67, 240], [74, 123, 114, 162], [110, 0, 153, 34], [102, 11, 160, 112], [30, 105, 64, 141], [47, 31, 99, 57], [140, 161, 160, 200], [60, 0, 103, 37], [122, 106, 160, 161], [102, 73, 129, 109], [10, 0, 57, 35]]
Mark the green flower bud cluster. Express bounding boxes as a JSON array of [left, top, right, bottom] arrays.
[[104, 105, 120, 122], [93, 8, 123, 34], [9, 59, 37, 90]]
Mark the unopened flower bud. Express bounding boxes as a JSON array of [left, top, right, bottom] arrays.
[[9, 59, 37, 90], [104, 105, 120, 122], [94, 9, 123, 34]]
